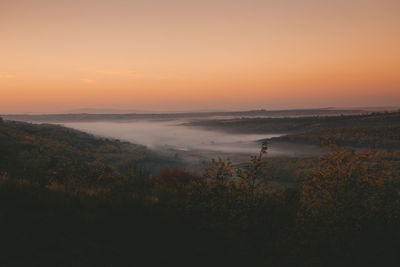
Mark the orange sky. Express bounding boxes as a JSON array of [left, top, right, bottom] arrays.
[[1, 0, 399, 113]]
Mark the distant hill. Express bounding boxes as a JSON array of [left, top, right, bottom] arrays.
[[1, 107, 372, 123], [186, 111, 400, 134], [270, 125, 400, 150]]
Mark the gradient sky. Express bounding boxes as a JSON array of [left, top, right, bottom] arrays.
[[1, 0, 399, 113]]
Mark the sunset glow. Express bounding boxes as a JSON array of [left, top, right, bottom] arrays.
[[1, 0, 399, 113]]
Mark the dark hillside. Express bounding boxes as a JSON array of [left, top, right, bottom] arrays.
[[1, 117, 400, 266], [186, 111, 400, 134], [270, 125, 400, 149], [0, 120, 179, 181]]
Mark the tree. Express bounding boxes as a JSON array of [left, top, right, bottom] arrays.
[[203, 157, 235, 185], [298, 148, 396, 234], [236, 141, 269, 196], [154, 169, 202, 205]]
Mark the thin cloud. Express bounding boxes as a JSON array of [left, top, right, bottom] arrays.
[[80, 78, 96, 84]]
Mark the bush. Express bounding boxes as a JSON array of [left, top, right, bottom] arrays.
[[298, 148, 398, 235]]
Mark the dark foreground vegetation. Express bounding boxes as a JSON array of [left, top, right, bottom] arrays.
[[1, 117, 400, 266]]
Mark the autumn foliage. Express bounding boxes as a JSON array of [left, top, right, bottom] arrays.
[[1, 119, 400, 266], [299, 148, 398, 235]]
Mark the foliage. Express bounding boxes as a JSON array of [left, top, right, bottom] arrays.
[[1, 119, 400, 266], [298, 148, 399, 234], [186, 111, 400, 134], [274, 125, 400, 149], [236, 141, 269, 195], [203, 157, 235, 184]]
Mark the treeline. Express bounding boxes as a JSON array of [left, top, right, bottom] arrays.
[[2, 108, 364, 123], [271, 125, 400, 149], [186, 110, 400, 134]]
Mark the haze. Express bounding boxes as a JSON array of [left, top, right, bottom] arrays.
[[1, 0, 400, 114], [62, 121, 278, 155]]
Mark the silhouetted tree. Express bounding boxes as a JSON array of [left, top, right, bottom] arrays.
[[203, 157, 235, 185], [237, 141, 269, 196]]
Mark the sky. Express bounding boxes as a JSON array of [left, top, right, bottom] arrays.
[[1, 0, 399, 113]]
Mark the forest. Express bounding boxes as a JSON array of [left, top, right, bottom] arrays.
[[270, 125, 400, 149], [186, 110, 400, 134], [1, 113, 400, 266]]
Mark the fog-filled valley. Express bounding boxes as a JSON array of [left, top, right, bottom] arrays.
[[62, 121, 277, 154], [4, 108, 375, 169], [1, 109, 400, 266], [4, 108, 399, 174]]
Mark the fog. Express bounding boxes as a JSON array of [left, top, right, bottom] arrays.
[[62, 121, 279, 154]]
